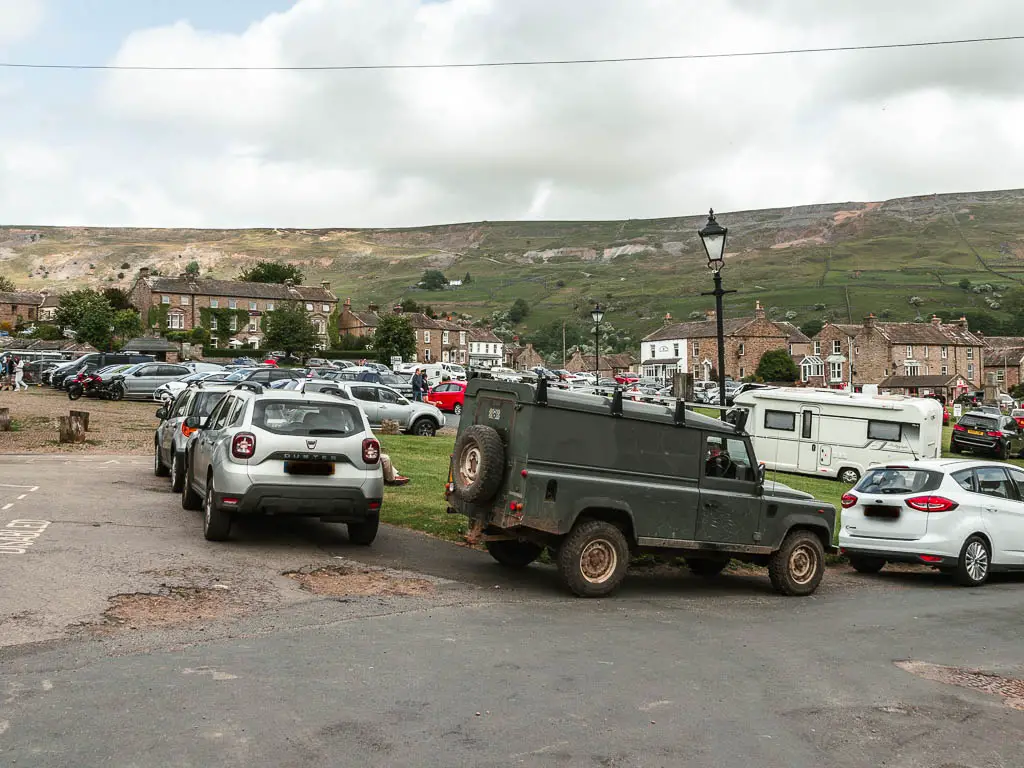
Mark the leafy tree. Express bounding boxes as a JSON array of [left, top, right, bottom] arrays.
[[958, 277, 972, 291], [399, 297, 435, 317], [184, 260, 201, 278], [373, 314, 416, 363], [55, 289, 116, 349], [112, 309, 142, 341], [263, 302, 319, 356], [528, 321, 586, 358], [756, 348, 800, 383], [30, 324, 65, 341], [799, 319, 824, 338], [420, 270, 449, 291], [0, 275, 15, 292], [463, 271, 472, 284], [508, 298, 531, 324], [102, 287, 133, 311], [237, 261, 304, 284]]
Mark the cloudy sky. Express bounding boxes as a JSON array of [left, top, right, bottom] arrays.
[[1, 0, 1023, 228]]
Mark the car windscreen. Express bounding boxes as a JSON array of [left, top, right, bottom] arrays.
[[957, 414, 999, 430], [854, 468, 942, 494], [226, 370, 256, 382], [1013, 410, 1024, 418], [252, 400, 363, 436]]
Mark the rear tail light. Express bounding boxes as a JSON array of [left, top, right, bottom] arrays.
[[905, 495, 959, 513], [368, 500, 381, 511], [362, 438, 381, 465], [953, 424, 966, 432], [841, 493, 858, 509], [231, 432, 256, 459], [181, 423, 197, 438], [986, 431, 1003, 438]]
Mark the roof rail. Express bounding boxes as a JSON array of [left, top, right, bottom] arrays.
[[673, 399, 686, 426], [610, 389, 624, 417], [233, 381, 264, 395], [534, 376, 548, 406]]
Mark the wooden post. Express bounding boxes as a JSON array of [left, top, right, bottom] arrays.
[[0, 408, 9, 432], [58, 415, 87, 444], [380, 419, 401, 435], [69, 409, 90, 432]]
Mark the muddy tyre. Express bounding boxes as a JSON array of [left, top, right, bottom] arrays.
[[768, 530, 825, 596], [452, 425, 505, 504], [453, 403, 463, 416], [486, 540, 543, 568], [347, 515, 379, 546], [686, 557, 729, 577], [557, 520, 630, 598], [848, 555, 885, 574]]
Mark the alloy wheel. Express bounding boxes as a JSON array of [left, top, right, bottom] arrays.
[[965, 540, 988, 582]]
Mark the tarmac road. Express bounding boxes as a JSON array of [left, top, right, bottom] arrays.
[[1, 455, 1023, 767]]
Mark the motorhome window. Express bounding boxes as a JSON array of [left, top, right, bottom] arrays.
[[801, 410, 813, 439], [764, 410, 795, 431], [867, 421, 901, 441]]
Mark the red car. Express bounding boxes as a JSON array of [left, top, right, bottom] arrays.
[[614, 372, 640, 385], [427, 380, 468, 415]]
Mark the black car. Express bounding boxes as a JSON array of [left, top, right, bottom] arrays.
[[950, 411, 1024, 459]]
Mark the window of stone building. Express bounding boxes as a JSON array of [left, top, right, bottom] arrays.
[[738, 343, 745, 356], [181, 295, 190, 306], [229, 299, 237, 309], [210, 299, 219, 308], [248, 317, 259, 332], [968, 364, 975, 379], [941, 365, 947, 375], [305, 303, 313, 311], [250, 301, 257, 310], [966, 347, 974, 360], [161, 295, 170, 304], [230, 316, 238, 332], [424, 331, 431, 344], [833, 340, 842, 354], [906, 345, 913, 358], [813, 341, 821, 355], [267, 302, 275, 311], [168, 313, 184, 330]]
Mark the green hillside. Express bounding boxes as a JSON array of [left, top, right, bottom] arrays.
[[3, 188, 1024, 350]]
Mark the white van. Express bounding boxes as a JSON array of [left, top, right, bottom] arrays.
[[441, 362, 467, 380], [727, 387, 943, 485]]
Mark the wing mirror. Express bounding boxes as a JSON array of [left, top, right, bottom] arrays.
[[155, 407, 168, 421], [758, 462, 767, 484], [183, 415, 205, 430]]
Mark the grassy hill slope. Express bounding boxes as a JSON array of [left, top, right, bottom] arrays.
[[3, 188, 1024, 346]]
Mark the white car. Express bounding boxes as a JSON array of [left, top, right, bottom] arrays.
[[153, 371, 234, 402], [839, 459, 1024, 586], [489, 367, 523, 383]]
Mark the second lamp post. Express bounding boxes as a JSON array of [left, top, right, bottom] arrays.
[[698, 209, 735, 420], [591, 303, 604, 382]]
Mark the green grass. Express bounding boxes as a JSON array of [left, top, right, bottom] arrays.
[[378, 434, 466, 542]]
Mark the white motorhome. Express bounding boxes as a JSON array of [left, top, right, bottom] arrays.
[[727, 387, 943, 485]]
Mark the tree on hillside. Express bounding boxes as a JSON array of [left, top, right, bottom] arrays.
[[508, 298, 531, 324], [237, 261, 304, 284], [756, 349, 800, 383], [373, 314, 416, 364], [420, 270, 449, 291], [799, 319, 824, 338], [528, 321, 586, 359], [102, 287, 133, 311], [399, 298, 436, 317], [958, 277, 972, 291], [184, 260, 201, 278], [0, 275, 15, 292], [263, 302, 319, 356], [55, 289, 116, 349], [463, 271, 472, 284]]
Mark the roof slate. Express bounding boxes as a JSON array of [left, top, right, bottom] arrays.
[[0, 291, 44, 305], [146, 277, 335, 303]]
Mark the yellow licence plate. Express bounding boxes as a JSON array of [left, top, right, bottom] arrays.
[[967, 429, 984, 436]]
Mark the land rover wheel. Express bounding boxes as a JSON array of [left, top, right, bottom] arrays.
[[412, 418, 437, 437], [686, 557, 729, 577], [347, 515, 379, 546], [557, 520, 629, 598], [203, 474, 232, 542], [954, 535, 990, 587], [453, 403, 463, 416], [768, 530, 825, 596], [838, 467, 860, 485], [848, 555, 885, 574], [452, 425, 505, 503], [486, 540, 543, 568], [153, 441, 169, 477]]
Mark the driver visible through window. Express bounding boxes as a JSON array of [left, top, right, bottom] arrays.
[[704, 435, 756, 482]]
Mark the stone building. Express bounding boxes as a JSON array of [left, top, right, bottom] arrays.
[[810, 314, 985, 392], [982, 336, 1024, 390], [337, 300, 470, 364], [505, 343, 545, 371], [0, 291, 43, 327], [566, 351, 636, 379], [129, 269, 337, 350]]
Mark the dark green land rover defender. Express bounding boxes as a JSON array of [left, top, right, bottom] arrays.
[[446, 379, 836, 597]]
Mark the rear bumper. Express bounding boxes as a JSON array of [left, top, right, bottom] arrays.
[[839, 545, 958, 568], [950, 434, 1000, 451], [216, 484, 381, 522]]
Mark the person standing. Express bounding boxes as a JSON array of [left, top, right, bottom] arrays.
[[411, 368, 424, 402], [13, 357, 27, 392], [1, 357, 11, 391]]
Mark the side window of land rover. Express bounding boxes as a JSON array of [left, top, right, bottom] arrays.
[[704, 434, 757, 483]]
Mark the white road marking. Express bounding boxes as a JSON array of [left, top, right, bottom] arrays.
[[0, 719, 8, 735], [0, 484, 38, 490], [16, 495, 26, 500], [182, 667, 238, 681], [511, 742, 569, 759], [41, 680, 53, 691], [0, 520, 52, 555], [639, 700, 674, 712], [1, 504, 12, 511]]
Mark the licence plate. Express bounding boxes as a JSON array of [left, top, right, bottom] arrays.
[[967, 429, 984, 436], [864, 505, 901, 518], [284, 461, 335, 476]]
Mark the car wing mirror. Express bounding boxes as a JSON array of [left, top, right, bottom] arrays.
[[184, 415, 204, 430], [758, 462, 767, 484], [155, 407, 168, 420]]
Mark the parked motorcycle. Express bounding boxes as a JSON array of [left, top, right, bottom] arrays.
[[67, 372, 124, 401]]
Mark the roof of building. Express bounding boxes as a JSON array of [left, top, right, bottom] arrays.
[[643, 314, 797, 343], [878, 374, 968, 389], [822, 323, 862, 338], [349, 310, 381, 327], [469, 328, 502, 343], [875, 321, 983, 347], [0, 291, 44, 306], [142, 277, 335, 303], [983, 346, 1024, 366], [774, 321, 811, 344], [39, 293, 61, 308], [982, 335, 1024, 349], [0, 338, 96, 352], [641, 357, 680, 366], [571, 352, 635, 369], [121, 337, 179, 352]]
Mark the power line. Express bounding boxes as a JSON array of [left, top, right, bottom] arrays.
[[1, 34, 1022, 72]]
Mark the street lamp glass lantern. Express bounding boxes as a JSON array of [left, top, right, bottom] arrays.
[[699, 208, 728, 273], [591, 304, 605, 324]]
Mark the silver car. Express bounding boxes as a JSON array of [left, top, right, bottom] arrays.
[[334, 381, 445, 436], [180, 385, 385, 543], [111, 362, 192, 400], [154, 383, 235, 492]]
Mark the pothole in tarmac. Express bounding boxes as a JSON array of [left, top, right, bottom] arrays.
[[896, 660, 1024, 710], [94, 586, 241, 632], [284, 564, 436, 598]]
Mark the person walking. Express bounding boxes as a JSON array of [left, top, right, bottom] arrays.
[[411, 368, 424, 402], [13, 357, 27, 392]]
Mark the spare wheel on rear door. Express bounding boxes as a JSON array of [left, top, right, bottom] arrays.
[[453, 424, 505, 503]]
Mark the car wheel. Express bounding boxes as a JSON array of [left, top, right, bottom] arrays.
[[486, 540, 543, 568], [768, 530, 825, 596], [838, 467, 861, 485], [686, 557, 730, 577], [848, 555, 885, 574], [950, 440, 962, 454], [347, 515, 379, 546], [170, 451, 185, 493], [557, 519, 630, 598], [411, 418, 437, 437], [452, 425, 505, 503], [203, 474, 232, 542], [153, 441, 169, 477], [180, 456, 202, 511], [997, 442, 1009, 461], [109, 383, 124, 401], [954, 535, 990, 587], [453, 403, 463, 416]]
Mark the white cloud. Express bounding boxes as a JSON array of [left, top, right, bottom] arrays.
[[0, 0, 44, 46], [5, 0, 1024, 226]]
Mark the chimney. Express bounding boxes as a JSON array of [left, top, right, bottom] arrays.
[[663, 312, 672, 326], [139, 267, 150, 279], [754, 300, 766, 321], [864, 313, 876, 329], [321, 280, 330, 291], [284, 278, 294, 287], [704, 309, 716, 322], [958, 315, 969, 329], [343, 297, 351, 310], [930, 315, 942, 326]]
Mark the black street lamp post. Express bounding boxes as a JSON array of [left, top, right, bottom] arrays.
[[591, 303, 605, 382], [698, 209, 735, 420]]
